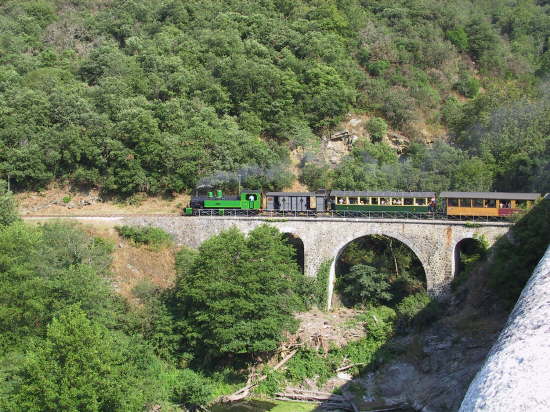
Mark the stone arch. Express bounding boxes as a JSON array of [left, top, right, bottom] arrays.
[[282, 232, 305, 274], [327, 231, 430, 310], [452, 236, 485, 279]]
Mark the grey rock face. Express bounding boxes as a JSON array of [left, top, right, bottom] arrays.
[[358, 327, 496, 412], [459, 245, 550, 411]]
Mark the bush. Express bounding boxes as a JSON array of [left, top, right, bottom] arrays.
[[255, 367, 284, 396], [0, 180, 18, 227], [337, 264, 393, 307], [363, 305, 396, 340], [367, 60, 390, 76], [173, 225, 305, 360], [175, 369, 213, 408], [488, 199, 550, 307], [366, 117, 388, 142], [312, 259, 332, 309], [285, 348, 334, 385], [455, 73, 480, 98], [300, 162, 332, 191], [396, 292, 441, 329], [115, 225, 172, 248], [447, 28, 469, 51]]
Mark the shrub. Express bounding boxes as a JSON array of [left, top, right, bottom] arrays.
[[447, 28, 469, 51], [366, 117, 388, 142], [175, 369, 213, 408], [115, 225, 172, 248], [173, 225, 305, 360], [62, 195, 71, 204], [367, 60, 390, 76], [488, 200, 550, 307], [0, 180, 18, 226], [455, 73, 480, 98], [255, 367, 284, 396], [313, 259, 332, 310], [285, 348, 333, 385], [363, 305, 396, 340], [337, 264, 393, 307], [396, 292, 441, 329]]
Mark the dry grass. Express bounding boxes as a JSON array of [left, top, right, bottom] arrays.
[[82, 224, 177, 303], [15, 184, 189, 216]]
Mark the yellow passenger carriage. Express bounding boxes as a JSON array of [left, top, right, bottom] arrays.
[[440, 192, 540, 217]]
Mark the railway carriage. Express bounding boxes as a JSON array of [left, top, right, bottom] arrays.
[[330, 191, 436, 214], [440, 192, 540, 217], [264, 191, 328, 213]]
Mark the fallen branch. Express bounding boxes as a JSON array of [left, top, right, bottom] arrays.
[[220, 349, 298, 403], [336, 362, 367, 372]]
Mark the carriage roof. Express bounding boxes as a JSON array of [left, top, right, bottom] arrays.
[[439, 192, 540, 200], [330, 191, 436, 198]]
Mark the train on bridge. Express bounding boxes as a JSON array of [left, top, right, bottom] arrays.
[[185, 190, 542, 220]]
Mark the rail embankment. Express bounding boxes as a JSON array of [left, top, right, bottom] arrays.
[[460, 244, 550, 411]]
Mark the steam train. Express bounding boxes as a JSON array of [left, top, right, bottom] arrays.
[[185, 190, 541, 219]]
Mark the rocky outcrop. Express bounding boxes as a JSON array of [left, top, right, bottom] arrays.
[[459, 244, 550, 411], [355, 325, 498, 412]]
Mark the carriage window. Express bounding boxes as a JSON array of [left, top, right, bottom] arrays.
[[359, 197, 369, 205], [416, 198, 427, 205], [349, 197, 358, 205], [484, 199, 496, 208], [404, 198, 413, 205], [448, 198, 458, 207], [516, 200, 527, 208], [459, 199, 472, 207], [499, 200, 512, 209], [371, 197, 379, 205], [380, 197, 388, 205], [391, 197, 403, 205], [473, 199, 484, 207]]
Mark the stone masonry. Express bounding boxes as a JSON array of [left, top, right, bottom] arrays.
[[120, 216, 510, 309]]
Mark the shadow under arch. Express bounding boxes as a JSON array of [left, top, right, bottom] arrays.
[[452, 236, 487, 288], [328, 232, 429, 310], [282, 232, 305, 274]]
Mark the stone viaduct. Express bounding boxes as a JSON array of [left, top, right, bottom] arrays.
[[116, 216, 511, 309]]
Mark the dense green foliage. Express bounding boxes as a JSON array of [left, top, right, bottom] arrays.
[[0, 221, 212, 410], [338, 264, 393, 306], [115, 224, 172, 248], [336, 235, 426, 307], [0, 180, 18, 227], [6, 306, 155, 411], [488, 198, 550, 306], [172, 225, 307, 362], [452, 234, 489, 291], [302, 140, 496, 192], [0, 0, 549, 195], [366, 117, 388, 142]]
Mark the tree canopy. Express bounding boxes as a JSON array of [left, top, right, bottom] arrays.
[[0, 0, 548, 195], [173, 224, 306, 361]]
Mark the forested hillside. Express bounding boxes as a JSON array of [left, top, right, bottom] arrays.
[[0, 0, 549, 195]]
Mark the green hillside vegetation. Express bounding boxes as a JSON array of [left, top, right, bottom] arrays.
[[0, 193, 312, 410], [0, 0, 548, 195]]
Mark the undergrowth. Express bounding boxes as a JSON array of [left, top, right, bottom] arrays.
[[115, 225, 173, 249]]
